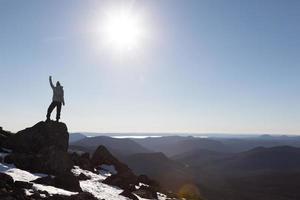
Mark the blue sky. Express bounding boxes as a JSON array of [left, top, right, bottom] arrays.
[[0, 0, 300, 134]]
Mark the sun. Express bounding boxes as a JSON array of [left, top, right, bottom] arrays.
[[102, 9, 144, 51]]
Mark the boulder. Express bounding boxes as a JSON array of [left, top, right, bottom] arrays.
[[14, 181, 33, 189], [4, 121, 68, 153], [2, 121, 72, 175], [0, 172, 14, 187], [6, 146, 73, 175]]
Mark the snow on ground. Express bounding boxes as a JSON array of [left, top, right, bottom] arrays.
[[135, 193, 168, 200], [0, 163, 46, 182], [72, 166, 130, 200], [0, 162, 170, 200], [157, 192, 168, 200], [0, 163, 77, 196], [135, 182, 151, 190]]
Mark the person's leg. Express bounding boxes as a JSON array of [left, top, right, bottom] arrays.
[[46, 101, 56, 120], [56, 102, 62, 121]]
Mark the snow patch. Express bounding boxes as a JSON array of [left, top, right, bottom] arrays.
[[32, 184, 77, 196], [72, 166, 129, 200], [0, 163, 47, 182], [0, 163, 77, 196]]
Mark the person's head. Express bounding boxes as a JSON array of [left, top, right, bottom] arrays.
[[56, 81, 61, 87]]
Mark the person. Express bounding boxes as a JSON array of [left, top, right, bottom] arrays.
[[46, 76, 65, 122]]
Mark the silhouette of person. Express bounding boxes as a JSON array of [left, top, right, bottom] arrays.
[[46, 76, 65, 122]]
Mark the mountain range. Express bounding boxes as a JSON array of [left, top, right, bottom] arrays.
[[70, 133, 300, 200]]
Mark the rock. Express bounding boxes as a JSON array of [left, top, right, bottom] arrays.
[[4, 121, 68, 153], [103, 170, 137, 191], [77, 173, 90, 181], [91, 145, 130, 173], [46, 192, 98, 200], [2, 121, 72, 175], [133, 185, 158, 199], [14, 181, 33, 189], [93, 145, 139, 191], [70, 152, 93, 171], [33, 175, 55, 185], [137, 174, 160, 188], [6, 146, 73, 175], [0, 173, 33, 200], [120, 189, 139, 200], [0, 172, 14, 186], [33, 172, 82, 192]]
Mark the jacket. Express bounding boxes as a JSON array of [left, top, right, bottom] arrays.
[[50, 78, 65, 104]]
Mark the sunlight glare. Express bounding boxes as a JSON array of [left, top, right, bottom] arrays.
[[102, 9, 144, 51]]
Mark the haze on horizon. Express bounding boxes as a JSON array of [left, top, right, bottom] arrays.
[[0, 0, 299, 134]]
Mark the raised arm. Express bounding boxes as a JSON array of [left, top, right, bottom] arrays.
[[49, 76, 54, 89]]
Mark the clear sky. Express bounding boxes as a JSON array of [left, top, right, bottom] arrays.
[[1, 0, 300, 134]]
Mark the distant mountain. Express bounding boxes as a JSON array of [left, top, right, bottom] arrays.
[[175, 146, 300, 200], [133, 135, 300, 156], [71, 136, 151, 157], [132, 136, 189, 151], [69, 133, 87, 143], [172, 148, 231, 167], [133, 136, 228, 157], [218, 146, 300, 172], [215, 137, 300, 152]]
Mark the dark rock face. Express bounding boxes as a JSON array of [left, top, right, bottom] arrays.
[[0, 172, 14, 187], [3, 121, 72, 175], [5, 147, 72, 175], [4, 121, 68, 153], [14, 181, 33, 189]]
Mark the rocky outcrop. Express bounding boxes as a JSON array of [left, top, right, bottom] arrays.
[[0, 122, 170, 200], [3, 121, 72, 175], [92, 145, 139, 191], [4, 121, 68, 153]]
